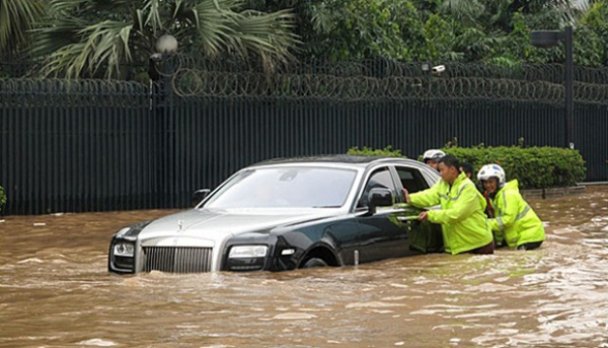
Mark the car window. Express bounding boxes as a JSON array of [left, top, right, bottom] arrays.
[[358, 168, 396, 207], [204, 167, 357, 209], [395, 166, 429, 193]]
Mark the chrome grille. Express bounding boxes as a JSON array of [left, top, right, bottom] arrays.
[[143, 247, 213, 273]]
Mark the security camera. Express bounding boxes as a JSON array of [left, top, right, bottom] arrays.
[[431, 65, 445, 73]]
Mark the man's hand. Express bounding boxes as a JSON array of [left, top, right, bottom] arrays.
[[402, 188, 410, 203], [418, 211, 429, 221]]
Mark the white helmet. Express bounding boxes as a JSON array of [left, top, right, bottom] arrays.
[[422, 149, 445, 162], [477, 164, 506, 187]]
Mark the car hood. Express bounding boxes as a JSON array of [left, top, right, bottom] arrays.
[[138, 208, 338, 246]]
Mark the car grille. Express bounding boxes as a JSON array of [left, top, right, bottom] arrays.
[[143, 247, 213, 273]]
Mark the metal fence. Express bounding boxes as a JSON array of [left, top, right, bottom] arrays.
[[1, 60, 607, 215]]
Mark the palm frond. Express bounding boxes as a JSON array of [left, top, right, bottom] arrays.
[[48, 0, 88, 14], [29, 17, 88, 56], [142, 0, 164, 35], [234, 9, 298, 58], [0, 0, 45, 54], [193, 0, 298, 66], [30, 0, 299, 79], [194, 0, 240, 56], [173, 0, 199, 26], [39, 20, 134, 79]]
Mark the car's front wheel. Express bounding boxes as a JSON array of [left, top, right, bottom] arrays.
[[301, 257, 328, 268]]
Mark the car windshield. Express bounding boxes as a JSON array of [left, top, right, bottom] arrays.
[[204, 166, 357, 209]]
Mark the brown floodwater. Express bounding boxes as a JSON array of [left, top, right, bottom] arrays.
[[1, 187, 607, 348]]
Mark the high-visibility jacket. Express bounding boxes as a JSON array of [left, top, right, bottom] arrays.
[[409, 172, 493, 255], [489, 180, 545, 248]]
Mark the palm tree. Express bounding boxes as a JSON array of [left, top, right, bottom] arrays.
[[31, 0, 299, 79], [0, 0, 45, 56]]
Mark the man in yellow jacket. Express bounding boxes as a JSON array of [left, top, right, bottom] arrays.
[[403, 155, 494, 255], [477, 164, 545, 250]]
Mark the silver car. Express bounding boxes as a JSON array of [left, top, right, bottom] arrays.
[[108, 155, 442, 274]]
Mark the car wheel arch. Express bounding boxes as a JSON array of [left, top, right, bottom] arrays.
[[298, 243, 340, 268]]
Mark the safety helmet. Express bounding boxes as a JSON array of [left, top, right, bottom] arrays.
[[422, 149, 445, 162], [477, 164, 506, 187]]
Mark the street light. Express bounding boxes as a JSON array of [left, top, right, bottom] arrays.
[[531, 26, 574, 149], [148, 34, 179, 111], [148, 34, 179, 81], [156, 34, 178, 54]]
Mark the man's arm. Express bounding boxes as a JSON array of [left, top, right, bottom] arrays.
[[488, 190, 519, 232], [427, 183, 478, 224], [408, 182, 441, 208]]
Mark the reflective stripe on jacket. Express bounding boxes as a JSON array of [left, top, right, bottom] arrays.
[[409, 172, 493, 255], [489, 180, 545, 248]]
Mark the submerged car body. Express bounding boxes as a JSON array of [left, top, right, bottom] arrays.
[[108, 155, 443, 274]]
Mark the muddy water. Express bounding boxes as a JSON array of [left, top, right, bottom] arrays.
[[1, 188, 607, 348]]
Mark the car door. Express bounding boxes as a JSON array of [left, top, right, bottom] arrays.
[[391, 165, 444, 254], [352, 166, 413, 262]]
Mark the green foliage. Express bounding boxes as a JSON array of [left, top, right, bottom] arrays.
[[0, 185, 6, 212], [489, 12, 533, 63], [347, 145, 405, 158], [307, 0, 415, 60], [453, 26, 494, 61], [346, 145, 585, 188], [279, 0, 608, 67], [580, 2, 608, 66], [0, 0, 45, 55], [6, 0, 608, 77], [29, 0, 298, 79], [422, 14, 457, 61], [444, 146, 586, 189]]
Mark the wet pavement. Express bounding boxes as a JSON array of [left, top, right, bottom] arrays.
[[0, 186, 607, 347]]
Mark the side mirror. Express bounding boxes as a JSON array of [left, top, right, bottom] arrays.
[[192, 188, 210, 206], [367, 188, 393, 215]]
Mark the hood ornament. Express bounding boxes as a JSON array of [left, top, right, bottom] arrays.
[[178, 220, 183, 231]]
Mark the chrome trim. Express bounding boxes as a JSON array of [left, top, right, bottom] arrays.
[[143, 247, 213, 273]]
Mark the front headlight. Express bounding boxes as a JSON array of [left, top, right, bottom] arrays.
[[228, 245, 268, 258], [113, 242, 135, 257]]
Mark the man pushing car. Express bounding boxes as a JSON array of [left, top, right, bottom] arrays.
[[403, 155, 494, 255]]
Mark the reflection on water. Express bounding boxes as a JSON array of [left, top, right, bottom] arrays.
[[1, 187, 607, 347]]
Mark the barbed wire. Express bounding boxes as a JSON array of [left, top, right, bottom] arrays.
[[5, 51, 608, 84], [169, 67, 608, 105], [158, 54, 608, 104], [165, 54, 608, 82], [3, 56, 608, 106], [0, 79, 148, 107]]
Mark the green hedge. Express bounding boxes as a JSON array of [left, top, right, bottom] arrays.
[[347, 145, 586, 189], [443, 146, 586, 189], [0, 185, 5, 213], [347, 145, 405, 157]]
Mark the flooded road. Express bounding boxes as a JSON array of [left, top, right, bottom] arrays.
[[1, 187, 607, 348]]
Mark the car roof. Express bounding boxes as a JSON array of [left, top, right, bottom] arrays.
[[251, 154, 424, 169]]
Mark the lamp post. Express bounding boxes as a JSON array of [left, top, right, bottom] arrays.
[[531, 26, 574, 149], [421, 62, 431, 96], [148, 34, 178, 110], [148, 35, 179, 206]]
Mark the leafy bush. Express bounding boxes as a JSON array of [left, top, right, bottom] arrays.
[[347, 145, 405, 157], [0, 185, 6, 213], [346, 145, 585, 188], [444, 146, 586, 189]]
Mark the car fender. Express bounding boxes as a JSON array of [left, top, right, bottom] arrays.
[[298, 241, 342, 268], [268, 232, 341, 271]]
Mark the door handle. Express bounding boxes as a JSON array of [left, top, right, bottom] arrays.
[[397, 216, 418, 222]]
